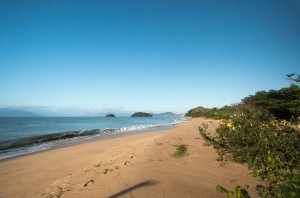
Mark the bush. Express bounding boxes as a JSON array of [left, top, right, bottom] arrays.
[[199, 106, 300, 197], [216, 185, 250, 198], [172, 144, 188, 158]]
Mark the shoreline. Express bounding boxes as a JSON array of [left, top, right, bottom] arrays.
[[0, 124, 176, 163], [0, 118, 187, 161], [0, 118, 262, 198]]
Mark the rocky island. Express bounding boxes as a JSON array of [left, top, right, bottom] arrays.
[[105, 114, 116, 117], [131, 112, 153, 117]]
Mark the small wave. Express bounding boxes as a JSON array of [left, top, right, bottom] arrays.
[[0, 143, 52, 160], [119, 124, 161, 132], [0, 124, 168, 152], [0, 117, 188, 160], [0, 128, 120, 152]]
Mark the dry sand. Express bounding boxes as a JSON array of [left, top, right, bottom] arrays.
[[0, 118, 262, 198]]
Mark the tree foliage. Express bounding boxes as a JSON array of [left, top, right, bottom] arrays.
[[242, 85, 300, 121], [185, 105, 240, 119], [199, 107, 300, 197], [186, 84, 300, 122], [191, 74, 300, 197], [287, 73, 300, 85]]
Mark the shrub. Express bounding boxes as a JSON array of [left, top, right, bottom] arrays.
[[172, 144, 188, 158], [199, 106, 300, 197], [216, 185, 250, 198]]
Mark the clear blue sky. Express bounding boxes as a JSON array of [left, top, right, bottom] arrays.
[[0, 0, 299, 114]]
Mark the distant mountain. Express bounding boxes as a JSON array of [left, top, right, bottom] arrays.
[[152, 112, 178, 117], [0, 108, 42, 117]]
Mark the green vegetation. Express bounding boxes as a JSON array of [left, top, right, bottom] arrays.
[[185, 105, 239, 120], [172, 144, 188, 158], [193, 75, 300, 197], [131, 112, 153, 117], [287, 73, 300, 85], [186, 84, 300, 122], [199, 109, 300, 197], [216, 185, 250, 198], [242, 84, 300, 121]]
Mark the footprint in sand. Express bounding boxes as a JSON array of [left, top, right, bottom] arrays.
[[103, 168, 113, 174], [124, 161, 130, 165], [83, 179, 94, 187]]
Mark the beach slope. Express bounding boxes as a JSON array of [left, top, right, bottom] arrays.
[[0, 118, 261, 197]]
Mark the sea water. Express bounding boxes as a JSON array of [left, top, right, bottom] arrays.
[[0, 116, 187, 160]]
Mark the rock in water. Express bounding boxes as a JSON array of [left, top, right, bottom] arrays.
[[105, 114, 116, 117]]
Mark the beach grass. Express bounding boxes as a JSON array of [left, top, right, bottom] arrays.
[[172, 144, 188, 158]]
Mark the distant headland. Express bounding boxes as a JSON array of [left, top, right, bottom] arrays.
[[0, 108, 42, 117]]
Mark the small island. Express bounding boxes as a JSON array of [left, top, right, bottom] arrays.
[[105, 114, 116, 117], [131, 112, 153, 117]]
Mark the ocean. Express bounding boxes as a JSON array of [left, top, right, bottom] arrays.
[[0, 116, 187, 160]]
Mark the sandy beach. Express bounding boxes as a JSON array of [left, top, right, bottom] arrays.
[[0, 118, 262, 198]]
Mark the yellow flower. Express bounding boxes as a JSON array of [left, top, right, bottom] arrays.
[[297, 124, 300, 129], [281, 120, 289, 126], [227, 122, 233, 128], [270, 120, 280, 128], [261, 124, 268, 129], [278, 119, 291, 127]]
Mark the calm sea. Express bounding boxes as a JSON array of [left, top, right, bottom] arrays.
[[0, 116, 186, 160]]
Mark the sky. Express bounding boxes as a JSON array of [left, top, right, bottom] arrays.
[[0, 0, 299, 115]]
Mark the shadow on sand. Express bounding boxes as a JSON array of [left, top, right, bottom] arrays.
[[108, 180, 159, 198]]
